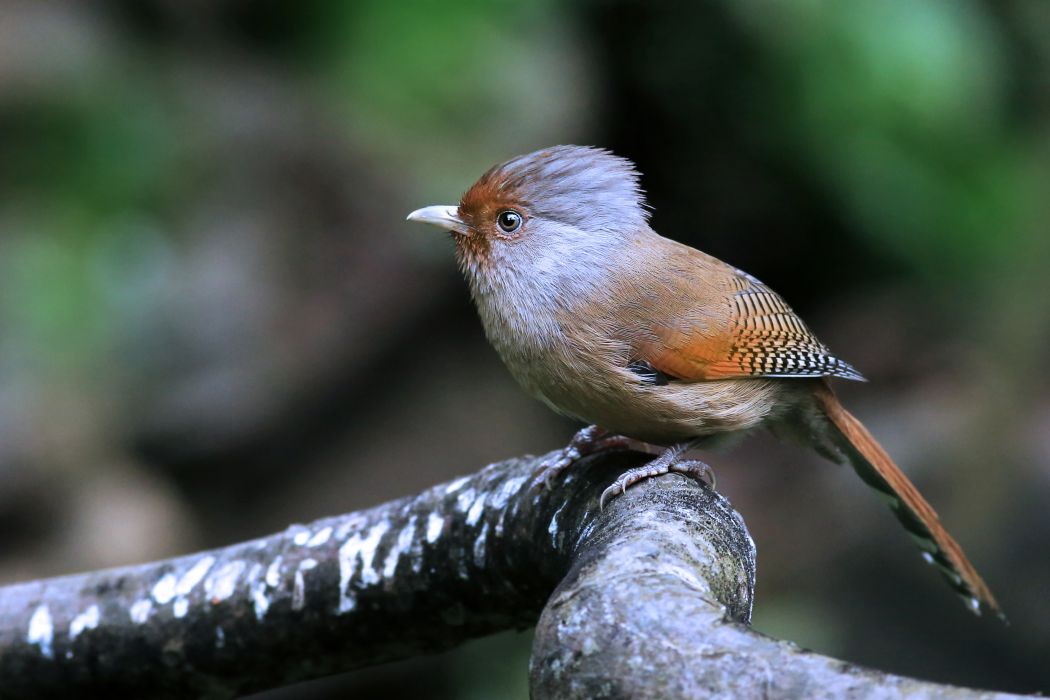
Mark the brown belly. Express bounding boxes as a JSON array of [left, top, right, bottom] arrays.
[[528, 365, 791, 445]]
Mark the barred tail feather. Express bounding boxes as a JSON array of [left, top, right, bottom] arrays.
[[813, 384, 1002, 618]]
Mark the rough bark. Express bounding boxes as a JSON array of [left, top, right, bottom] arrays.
[[0, 451, 1030, 699]]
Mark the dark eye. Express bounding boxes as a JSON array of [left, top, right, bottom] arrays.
[[496, 210, 522, 233]]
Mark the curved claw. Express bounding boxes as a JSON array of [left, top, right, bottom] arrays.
[[598, 478, 628, 511], [672, 459, 717, 490], [530, 426, 635, 492], [529, 446, 582, 491], [597, 445, 714, 510]]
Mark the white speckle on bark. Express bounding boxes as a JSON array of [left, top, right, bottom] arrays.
[[465, 493, 487, 527], [292, 530, 310, 546], [152, 573, 177, 605], [489, 475, 527, 508], [129, 599, 152, 624], [575, 518, 598, 549], [68, 605, 100, 640], [663, 563, 707, 593], [173, 598, 189, 618], [216, 626, 226, 649], [410, 519, 425, 573], [456, 487, 477, 512], [28, 604, 54, 659], [307, 526, 332, 547], [265, 556, 283, 588], [251, 581, 270, 619], [549, 502, 567, 547], [360, 527, 386, 586], [206, 560, 246, 603], [922, 552, 934, 564], [337, 521, 389, 614], [473, 522, 489, 567], [176, 556, 215, 597], [581, 636, 598, 655], [425, 513, 444, 544], [246, 562, 263, 586], [445, 476, 470, 494], [383, 516, 416, 578], [334, 513, 366, 540], [293, 558, 318, 611]]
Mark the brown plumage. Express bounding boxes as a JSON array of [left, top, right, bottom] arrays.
[[407, 145, 1001, 617], [814, 384, 999, 613]]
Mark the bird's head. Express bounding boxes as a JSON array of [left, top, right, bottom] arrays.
[[407, 146, 650, 284]]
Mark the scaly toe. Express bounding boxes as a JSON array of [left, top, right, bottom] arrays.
[[530, 426, 637, 492], [529, 447, 580, 490], [598, 480, 625, 511], [598, 468, 653, 510], [670, 459, 717, 490]]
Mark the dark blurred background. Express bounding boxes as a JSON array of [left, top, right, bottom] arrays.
[[1, 0, 1047, 697]]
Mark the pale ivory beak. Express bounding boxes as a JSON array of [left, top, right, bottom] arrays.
[[406, 205, 468, 235]]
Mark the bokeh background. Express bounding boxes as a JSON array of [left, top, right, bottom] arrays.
[[1, 0, 1048, 697]]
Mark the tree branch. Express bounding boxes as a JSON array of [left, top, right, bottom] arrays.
[[529, 468, 1021, 700], [0, 452, 1030, 698]]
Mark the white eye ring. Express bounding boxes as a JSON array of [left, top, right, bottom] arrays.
[[496, 210, 523, 233]]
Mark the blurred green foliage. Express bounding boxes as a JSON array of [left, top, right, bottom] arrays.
[[732, 0, 1044, 277]]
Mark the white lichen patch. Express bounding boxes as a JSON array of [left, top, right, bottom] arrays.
[[306, 526, 332, 547], [663, 563, 708, 594], [333, 513, 367, 541], [251, 580, 270, 619], [129, 599, 152, 624], [173, 598, 189, 619], [176, 556, 215, 597], [549, 502, 568, 547], [444, 476, 470, 494], [205, 560, 246, 603], [383, 516, 416, 578], [574, 519, 598, 550], [489, 475, 527, 509], [455, 487, 477, 512], [292, 530, 310, 546], [337, 521, 390, 614], [265, 556, 283, 588], [425, 512, 444, 544], [495, 511, 508, 538], [152, 572, 177, 605], [409, 519, 426, 573], [465, 493, 487, 527], [292, 558, 318, 611], [69, 605, 100, 640], [473, 522, 489, 567], [28, 604, 53, 659]]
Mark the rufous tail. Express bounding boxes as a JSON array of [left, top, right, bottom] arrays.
[[813, 383, 1002, 618]]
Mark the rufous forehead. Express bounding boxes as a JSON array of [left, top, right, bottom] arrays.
[[459, 167, 526, 223]]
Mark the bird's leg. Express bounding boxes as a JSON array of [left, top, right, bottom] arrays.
[[599, 443, 714, 510], [531, 425, 637, 489]]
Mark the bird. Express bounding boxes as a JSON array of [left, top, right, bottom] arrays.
[[406, 144, 1000, 617]]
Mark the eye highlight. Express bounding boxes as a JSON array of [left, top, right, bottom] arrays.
[[496, 210, 523, 234]]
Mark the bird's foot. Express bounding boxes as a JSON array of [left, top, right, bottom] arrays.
[[599, 449, 714, 510], [531, 425, 635, 490]]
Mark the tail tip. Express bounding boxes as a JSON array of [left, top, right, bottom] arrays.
[[831, 360, 867, 382], [962, 593, 1008, 624]]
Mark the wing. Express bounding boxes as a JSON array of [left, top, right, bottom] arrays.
[[628, 253, 863, 383]]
